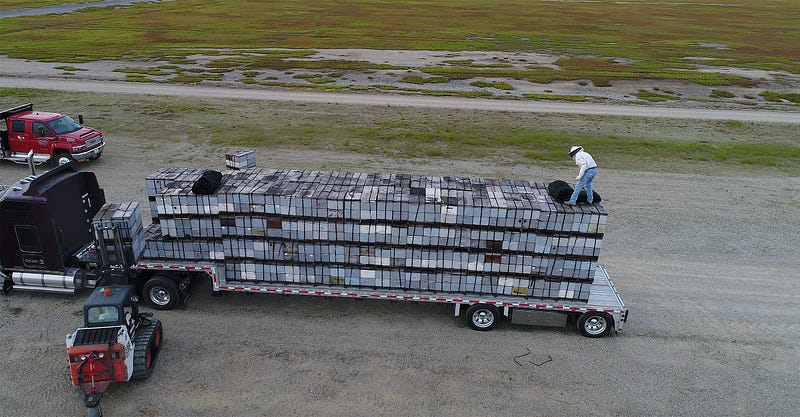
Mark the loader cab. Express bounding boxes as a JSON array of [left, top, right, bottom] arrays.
[[83, 286, 139, 328]]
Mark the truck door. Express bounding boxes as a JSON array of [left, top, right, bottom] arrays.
[[31, 121, 54, 155], [9, 119, 33, 153]]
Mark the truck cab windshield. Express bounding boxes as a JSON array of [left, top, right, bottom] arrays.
[[48, 116, 82, 135]]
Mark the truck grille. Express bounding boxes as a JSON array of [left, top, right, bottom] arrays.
[[84, 136, 103, 148], [73, 326, 121, 346]]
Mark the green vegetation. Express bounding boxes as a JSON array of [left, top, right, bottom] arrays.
[[54, 65, 87, 72], [634, 89, 680, 102], [114, 67, 173, 77], [401, 75, 450, 84], [293, 74, 338, 84], [711, 89, 736, 99], [523, 93, 587, 102], [760, 90, 800, 104], [1, 0, 798, 89], [470, 81, 514, 90]]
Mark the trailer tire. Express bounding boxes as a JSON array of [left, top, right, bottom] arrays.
[[143, 275, 181, 310], [466, 304, 500, 331], [577, 312, 613, 338]]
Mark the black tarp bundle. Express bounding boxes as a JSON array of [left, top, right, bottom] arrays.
[[192, 170, 223, 195], [547, 180, 602, 204]]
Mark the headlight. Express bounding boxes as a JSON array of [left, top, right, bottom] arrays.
[[72, 144, 86, 152]]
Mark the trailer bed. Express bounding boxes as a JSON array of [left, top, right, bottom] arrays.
[[136, 260, 627, 332]]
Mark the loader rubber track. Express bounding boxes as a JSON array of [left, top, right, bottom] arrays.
[[131, 319, 162, 380]]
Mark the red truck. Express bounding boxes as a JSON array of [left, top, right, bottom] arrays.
[[0, 103, 105, 165]]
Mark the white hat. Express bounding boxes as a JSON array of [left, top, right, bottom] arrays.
[[568, 146, 582, 157]]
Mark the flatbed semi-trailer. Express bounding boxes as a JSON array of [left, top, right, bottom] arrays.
[[1, 154, 627, 337]]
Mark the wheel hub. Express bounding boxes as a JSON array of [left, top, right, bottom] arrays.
[[150, 288, 171, 306], [473, 310, 494, 327], [585, 317, 607, 334]]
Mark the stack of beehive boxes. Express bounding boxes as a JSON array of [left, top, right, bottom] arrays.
[[142, 168, 607, 301], [225, 149, 256, 170], [92, 202, 146, 266]]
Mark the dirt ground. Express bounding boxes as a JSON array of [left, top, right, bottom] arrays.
[[1, 128, 799, 416]]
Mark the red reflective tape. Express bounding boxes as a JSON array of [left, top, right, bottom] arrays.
[[419, 297, 430, 301], [569, 307, 582, 311]]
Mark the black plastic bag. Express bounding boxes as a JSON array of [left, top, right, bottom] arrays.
[[547, 180, 602, 203], [192, 170, 222, 195]]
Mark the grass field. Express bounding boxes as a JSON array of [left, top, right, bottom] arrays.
[[1, 0, 798, 89], [3, 88, 797, 176]]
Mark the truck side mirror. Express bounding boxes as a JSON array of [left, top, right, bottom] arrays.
[[78, 115, 84, 125], [38, 127, 46, 136]]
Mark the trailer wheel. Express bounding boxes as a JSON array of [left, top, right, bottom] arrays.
[[466, 304, 500, 331], [143, 275, 181, 310], [577, 312, 613, 338]]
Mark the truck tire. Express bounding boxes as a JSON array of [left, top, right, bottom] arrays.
[[143, 275, 181, 310], [131, 319, 162, 379], [577, 312, 613, 338], [466, 304, 500, 331], [52, 151, 74, 166]]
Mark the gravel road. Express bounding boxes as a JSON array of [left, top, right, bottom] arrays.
[[1, 77, 799, 124], [0, 77, 799, 417]]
